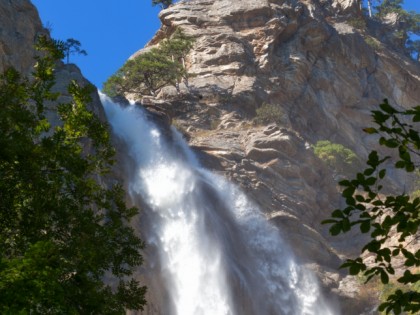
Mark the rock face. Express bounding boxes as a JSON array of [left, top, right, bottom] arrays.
[[0, 0, 45, 73], [133, 0, 420, 313], [0, 0, 105, 123]]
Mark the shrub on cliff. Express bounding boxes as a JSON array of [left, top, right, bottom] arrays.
[[313, 140, 359, 176], [0, 36, 146, 314], [63, 38, 87, 64], [254, 103, 284, 126], [103, 29, 193, 98], [103, 47, 182, 97]]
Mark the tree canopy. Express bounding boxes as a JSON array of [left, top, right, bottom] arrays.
[[323, 100, 420, 314], [313, 140, 359, 177], [103, 29, 193, 98], [0, 36, 146, 314]]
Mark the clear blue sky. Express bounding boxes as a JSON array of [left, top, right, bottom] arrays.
[[31, 0, 162, 89], [31, 1, 420, 89]]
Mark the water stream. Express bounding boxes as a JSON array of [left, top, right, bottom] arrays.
[[101, 93, 336, 315]]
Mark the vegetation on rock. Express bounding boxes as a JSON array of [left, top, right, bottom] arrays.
[[63, 38, 87, 64], [358, 0, 420, 60], [313, 140, 359, 177], [103, 29, 193, 98], [323, 100, 420, 314], [0, 36, 146, 314], [253, 103, 284, 126]]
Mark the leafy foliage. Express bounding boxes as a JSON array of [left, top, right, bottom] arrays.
[[313, 140, 359, 176], [63, 38, 87, 64], [0, 36, 146, 314], [160, 28, 194, 62], [254, 103, 284, 126], [323, 99, 420, 314], [103, 29, 193, 97], [103, 48, 182, 96]]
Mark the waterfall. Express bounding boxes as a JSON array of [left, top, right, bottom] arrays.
[[100, 93, 336, 315]]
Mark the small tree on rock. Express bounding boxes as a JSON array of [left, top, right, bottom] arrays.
[[63, 38, 87, 64], [160, 29, 194, 87], [103, 29, 194, 98], [103, 48, 182, 97]]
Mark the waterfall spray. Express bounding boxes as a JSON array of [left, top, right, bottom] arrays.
[[100, 93, 336, 315]]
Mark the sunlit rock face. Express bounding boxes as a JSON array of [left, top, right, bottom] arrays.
[[132, 0, 420, 313]]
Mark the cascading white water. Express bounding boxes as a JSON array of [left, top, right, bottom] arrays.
[[100, 93, 337, 315]]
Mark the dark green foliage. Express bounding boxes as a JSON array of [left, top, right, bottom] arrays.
[[103, 29, 193, 97], [103, 47, 182, 97], [323, 99, 420, 314], [160, 28, 194, 61], [63, 38, 87, 64], [0, 36, 146, 314], [152, 0, 172, 9]]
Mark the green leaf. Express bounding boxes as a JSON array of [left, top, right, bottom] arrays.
[[349, 264, 360, 275], [384, 139, 399, 148], [364, 168, 375, 176], [331, 209, 345, 218], [342, 187, 355, 198], [339, 179, 351, 186], [380, 101, 398, 114], [405, 163, 415, 172], [342, 218, 351, 232], [395, 161, 406, 168], [379, 169, 386, 179], [367, 151, 379, 166], [380, 270, 389, 284], [365, 176, 376, 186], [330, 223, 342, 236], [360, 220, 371, 233]]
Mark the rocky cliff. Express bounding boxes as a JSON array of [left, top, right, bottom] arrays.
[[0, 0, 104, 124], [0, 0, 44, 73], [132, 0, 420, 313], [2, 0, 419, 314]]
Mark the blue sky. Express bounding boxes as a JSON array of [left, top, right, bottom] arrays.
[[31, 0, 162, 89], [31, 1, 420, 89]]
